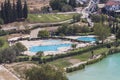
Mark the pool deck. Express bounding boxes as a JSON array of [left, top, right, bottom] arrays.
[[20, 39, 92, 56], [65, 35, 96, 40]]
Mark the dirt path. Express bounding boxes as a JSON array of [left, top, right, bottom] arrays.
[[0, 65, 20, 80]]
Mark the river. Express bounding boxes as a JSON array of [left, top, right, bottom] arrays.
[[67, 53, 120, 80]]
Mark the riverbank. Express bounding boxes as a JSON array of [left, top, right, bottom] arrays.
[[65, 46, 120, 73], [67, 52, 120, 80]]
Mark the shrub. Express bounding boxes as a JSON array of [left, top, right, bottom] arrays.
[[15, 42, 27, 52], [37, 30, 50, 38]]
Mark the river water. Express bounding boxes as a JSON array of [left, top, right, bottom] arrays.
[[67, 53, 120, 80]]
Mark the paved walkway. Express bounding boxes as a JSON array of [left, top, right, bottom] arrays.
[[0, 65, 20, 80]]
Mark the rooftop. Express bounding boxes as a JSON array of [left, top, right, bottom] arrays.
[[106, 1, 120, 6]]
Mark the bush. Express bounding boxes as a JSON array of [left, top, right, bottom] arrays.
[[38, 30, 50, 38], [66, 64, 85, 73], [17, 56, 29, 62], [31, 56, 40, 61], [15, 42, 27, 52], [73, 14, 81, 22]]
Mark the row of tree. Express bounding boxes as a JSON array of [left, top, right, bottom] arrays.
[[56, 24, 91, 36], [0, 0, 28, 24]]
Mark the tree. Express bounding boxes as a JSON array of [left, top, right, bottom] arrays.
[[94, 23, 110, 43], [0, 38, 4, 47], [71, 44, 77, 49], [73, 14, 81, 22], [56, 24, 69, 35], [12, 0, 17, 21], [1, 1, 7, 23], [17, 0, 23, 18], [23, 0, 28, 18], [15, 42, 27, 52], [116, 28, 120, 41], [50, 0, 68, 11], [61, 4, 73, 12], [68, 0, 76, 8], [36, 51, 44, 57], [38, 30, 50, 38], [24, 64, 68, 80], [0, 18, 4, 25], [0, 47, 17, 63], [41, 6, 50, 13]]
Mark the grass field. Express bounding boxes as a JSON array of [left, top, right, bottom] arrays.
[[27, 13, 78, 23]]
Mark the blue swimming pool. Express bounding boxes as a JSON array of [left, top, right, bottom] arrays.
[[30, 44, 71, 52], [77, 36, 97, 42]]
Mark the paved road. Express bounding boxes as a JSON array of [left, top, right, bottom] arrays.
[[0, 65, 20, 80], [81, 0, 99, 27]]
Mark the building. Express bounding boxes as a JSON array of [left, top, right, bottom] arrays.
[[105, 0, 120, 11]]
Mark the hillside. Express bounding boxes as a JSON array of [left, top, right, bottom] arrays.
[[0, 0, 50, 11]]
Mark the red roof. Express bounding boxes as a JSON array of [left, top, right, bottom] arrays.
[[106, 1, 120, 6]]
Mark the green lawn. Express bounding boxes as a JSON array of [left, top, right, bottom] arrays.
[[27, 13, 78, 23]]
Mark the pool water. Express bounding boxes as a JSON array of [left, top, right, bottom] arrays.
[[77, 36, 97, 42], [30, 44, 71, 52], [67, 53, 120, 80]]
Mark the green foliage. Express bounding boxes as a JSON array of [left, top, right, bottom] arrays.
[[23, 0, 28, 18], [17, 56, 29, 62], [0, 0, 28, 24], [0, 18, 4, 24], [17, 0, 23, 18], [68, 0, 76, 8], [36, 51, 44, 57], [61, 4, 73, 12], [41, 6, 50, 13], [56, 24, 90, 36], [0, 38, 5, 47], [0, 47, 17, 63], [38, 30, 50, 38], [15, 42, 27, 52], [73, 14, 81, 22], [94, 23, 110, 43], [71, 44, 77, 49], [0, 37, 9, 50], [90, 14, 108, 23], [0, 30, 7, 36], [50, 0, 77, 12], [24, 64, 68, 80], [116, 28, 120, 40], [50, 0, 67, 11], [66, 64, 85, 73]]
